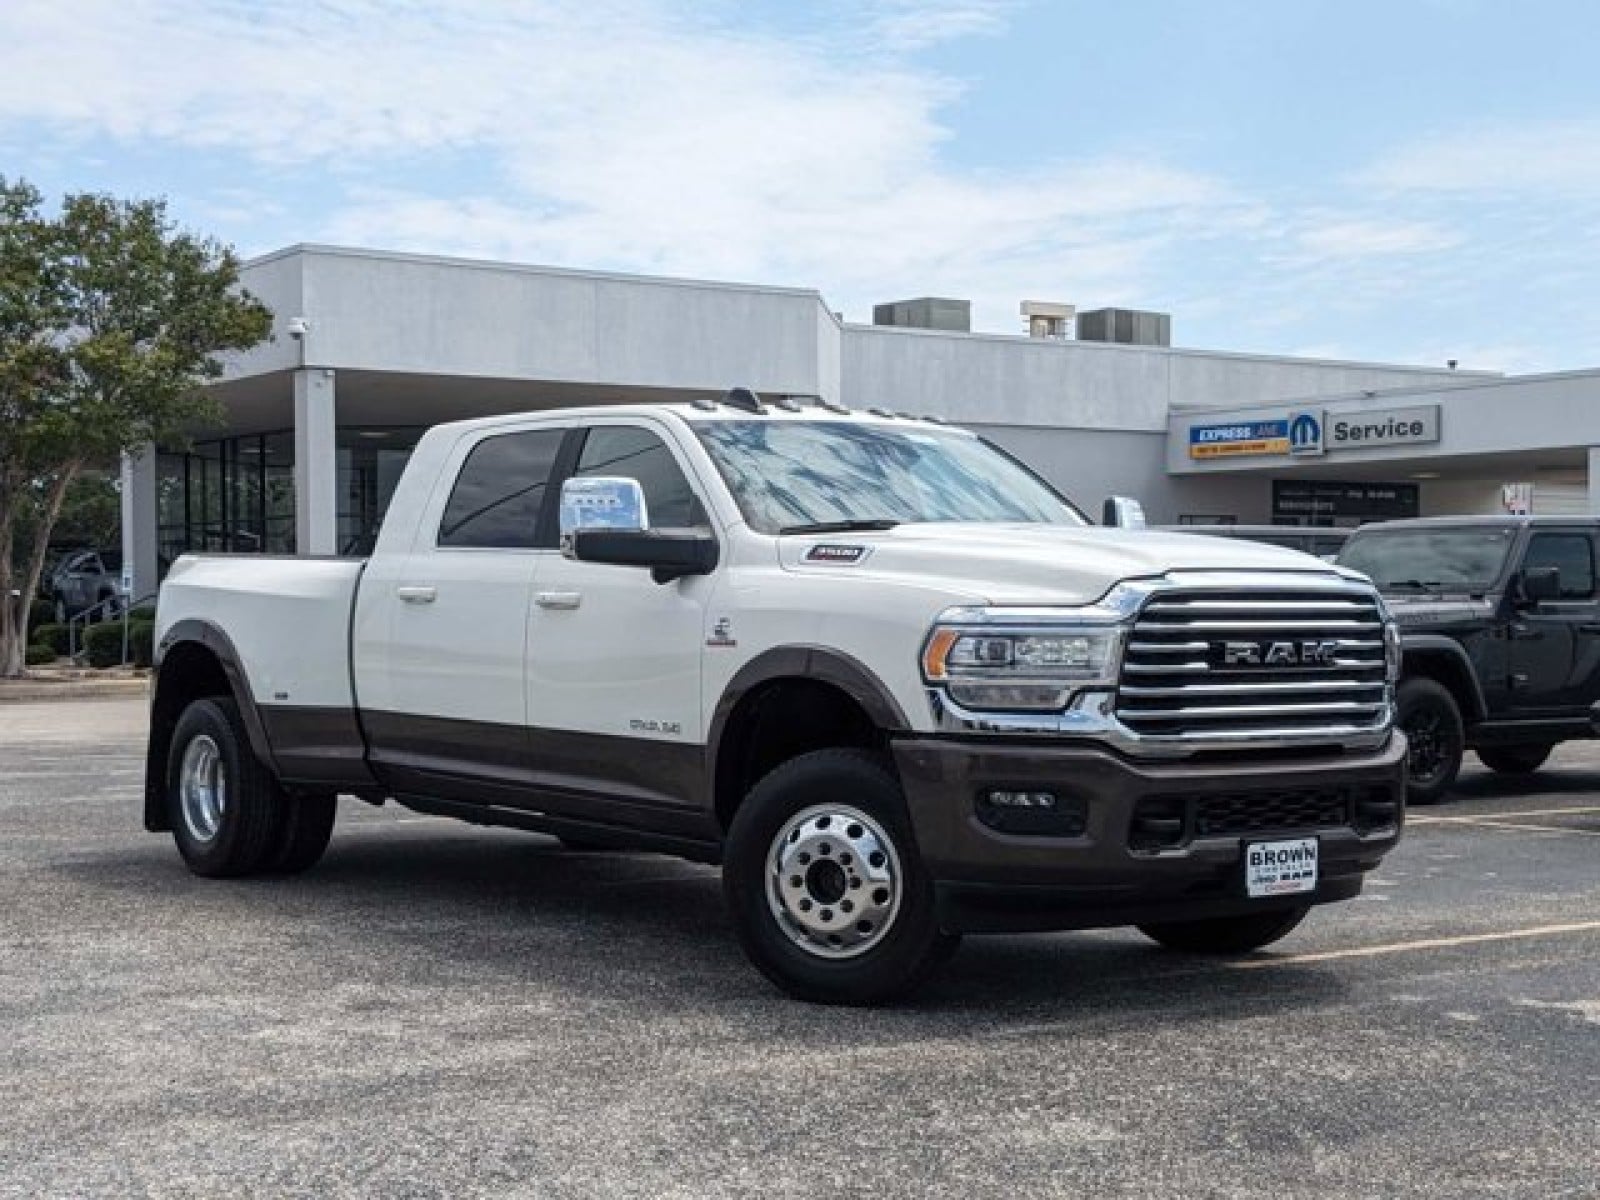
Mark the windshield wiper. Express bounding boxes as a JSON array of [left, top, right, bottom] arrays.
[[778, 518, 902, 535], [1387, 579, 1445, 591]]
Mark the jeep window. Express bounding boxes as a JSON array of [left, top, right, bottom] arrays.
[[438, 428, 566, 549], [1524, 533, 1596, 599], [1338, 528, 1515, 592], [690, 420, 1086, 533]]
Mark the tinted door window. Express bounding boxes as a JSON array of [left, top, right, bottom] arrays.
[[438, 429, 565, 549], [1525, 533, 1595, 599], [574, 426, 705, 528]]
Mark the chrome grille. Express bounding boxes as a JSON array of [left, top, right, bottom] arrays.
[[1116, 586, 1389, 746]]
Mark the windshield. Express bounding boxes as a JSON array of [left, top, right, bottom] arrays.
[[689, 419, 1087, 533], [1338, 527, 1516, 592]]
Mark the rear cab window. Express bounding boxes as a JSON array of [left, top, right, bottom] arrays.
[[437, 428, 567, 549]]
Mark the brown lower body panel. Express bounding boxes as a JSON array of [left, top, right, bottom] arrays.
[[892, 734, 1406, 934]]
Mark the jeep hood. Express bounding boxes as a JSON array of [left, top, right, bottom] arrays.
[[779, 523, 1351, 606]]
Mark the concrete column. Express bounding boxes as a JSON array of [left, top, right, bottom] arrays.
[[1589, 447, 1600, 514], [294, 368, 338, 555], [119, 444, 159, 602]]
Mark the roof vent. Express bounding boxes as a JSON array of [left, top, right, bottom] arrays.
[[722, 386, 765, 414], [1021, 300, 1075, 340]]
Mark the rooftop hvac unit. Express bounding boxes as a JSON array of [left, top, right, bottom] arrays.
[[1021, 300, 1075, 339], [1077, 307, 1171, 347]]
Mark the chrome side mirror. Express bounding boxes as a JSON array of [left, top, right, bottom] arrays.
[[559, 477, 648, 557], [1101, 495, 1147, 529]]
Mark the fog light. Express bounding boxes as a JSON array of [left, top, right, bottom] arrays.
[[976, 789, 1086, 836], [986, 790, 1057, 809]]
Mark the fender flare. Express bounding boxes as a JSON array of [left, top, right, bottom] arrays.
[[1400, 634, 1488, 722], [145, 619, 278, 829], [705, 645, 911, 793]]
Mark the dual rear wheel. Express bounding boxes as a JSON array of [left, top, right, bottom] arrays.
[[168, 697, 336, 877]]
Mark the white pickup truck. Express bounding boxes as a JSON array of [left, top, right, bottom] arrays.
[[147, 392, 1405, 1003]]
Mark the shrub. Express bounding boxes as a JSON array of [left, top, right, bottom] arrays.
[[25, 641, 57, 666], [82, 622, 127, 669], [31, 622, 70, 657], [127, 616, 156, 668]]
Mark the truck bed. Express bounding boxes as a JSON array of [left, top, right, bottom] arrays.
[[155, 555, 368, 713]]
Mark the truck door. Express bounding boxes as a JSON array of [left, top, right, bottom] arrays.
[[1508, 529, 1600, 714], [361, 423, 570, 790], [523, 420, 716, 821]]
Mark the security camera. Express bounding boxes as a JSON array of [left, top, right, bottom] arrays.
[[286, 316, 311, 339]]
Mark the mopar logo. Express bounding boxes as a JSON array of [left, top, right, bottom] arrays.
[[1288, 410, 1324, 457], [1222, 640, 1340, 666]]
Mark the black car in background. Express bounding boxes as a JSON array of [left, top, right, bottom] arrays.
[[48, 548, 123, 622], [1339, 516, 1600, 803], [1166, 524, 1351, 562]]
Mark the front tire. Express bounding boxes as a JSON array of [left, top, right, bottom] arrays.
[[1477, 744, 1553, 775], [723, 748, 958, 1005], [167, 696, 289, 878], [1139, 906, 1310, 954], [1397, 676, 1465, 805]]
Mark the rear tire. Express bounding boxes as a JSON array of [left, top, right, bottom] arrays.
[[1476, 744, 1553, 775], [1138, 906, 1310, 954], [167, 696, 287, 878], [269, 794, 337, 874], [723, 748, 958, 1005], [1397, 676, 1465, 805]]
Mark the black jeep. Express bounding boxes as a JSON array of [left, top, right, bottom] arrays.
[[1339, 516, 1600, 803]]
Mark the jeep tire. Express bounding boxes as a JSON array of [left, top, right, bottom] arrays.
[[1397, 676, 1465, 805], [723, 748, 958, 1006], [1138, 905, 1310, 954], [1477, 743, 1553, 776]]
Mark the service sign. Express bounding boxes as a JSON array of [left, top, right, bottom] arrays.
[[1188, 419, 1289, 459], [1325, 404, 1440, 450]]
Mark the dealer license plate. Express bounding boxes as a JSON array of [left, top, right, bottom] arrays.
[[1244, 837, 1318, 899]]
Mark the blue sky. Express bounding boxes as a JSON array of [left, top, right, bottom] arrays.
[[3, 0, 1597, 371]]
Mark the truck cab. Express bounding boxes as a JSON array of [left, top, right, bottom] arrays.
[[1339, 515, 1600, 802]]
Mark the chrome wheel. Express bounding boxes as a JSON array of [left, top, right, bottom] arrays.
[[179, 734, 227, 844], [766, 804, 902, 960]]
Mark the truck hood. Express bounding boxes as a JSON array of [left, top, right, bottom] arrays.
[[779, 523, 1347, 605]]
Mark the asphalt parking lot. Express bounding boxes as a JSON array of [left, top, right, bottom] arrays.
[[2, 695, 1596, 1199]]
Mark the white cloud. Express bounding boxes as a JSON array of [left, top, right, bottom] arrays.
[[1356, 118, 1600, 196], [0, 0, 1242, 328], [1296, 217, 1462, 260]]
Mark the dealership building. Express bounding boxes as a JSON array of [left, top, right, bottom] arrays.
[[119, 243, 1600, 599]]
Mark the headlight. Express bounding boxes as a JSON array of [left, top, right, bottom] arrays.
[[922, 606, 1129, 713]]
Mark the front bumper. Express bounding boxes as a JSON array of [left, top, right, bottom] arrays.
[[891, 733, 1406, 934]]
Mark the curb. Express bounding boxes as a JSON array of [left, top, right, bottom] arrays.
[[0, 677, 150, 704]]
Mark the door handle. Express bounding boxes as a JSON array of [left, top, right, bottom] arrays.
[[535, 590, 582, 610], [1509, 623, 1543, 641], [396, 585, 437, 604], [1580, 623, 1600, 634]]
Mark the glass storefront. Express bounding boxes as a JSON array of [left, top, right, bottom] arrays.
[[157, 426, 422, 571]]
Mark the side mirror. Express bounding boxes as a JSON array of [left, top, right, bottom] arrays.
[[570, 528, 720, 583], [1516, 566, 1561, 606], [1102, 495, 1147, 529], [560, 476, 648, 543]]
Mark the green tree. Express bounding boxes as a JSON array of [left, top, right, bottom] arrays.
[[0, 180, 272, 676]]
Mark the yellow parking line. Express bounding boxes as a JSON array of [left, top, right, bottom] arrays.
[[1410, 805, 1600, 823], [1230, 920, 1600, 969], [1409, 814, 1600, 837]]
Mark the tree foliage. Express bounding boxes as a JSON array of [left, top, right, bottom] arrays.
[[0, 179, 273, 675]]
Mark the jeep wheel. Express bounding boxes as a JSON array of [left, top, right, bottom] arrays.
[[167, 696, 290, 878], [1477, 744, 1553, 776], [722, 748, 958, 1005], [1138, 905, 1310, 954], [1397, 676, 1464, 805]]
